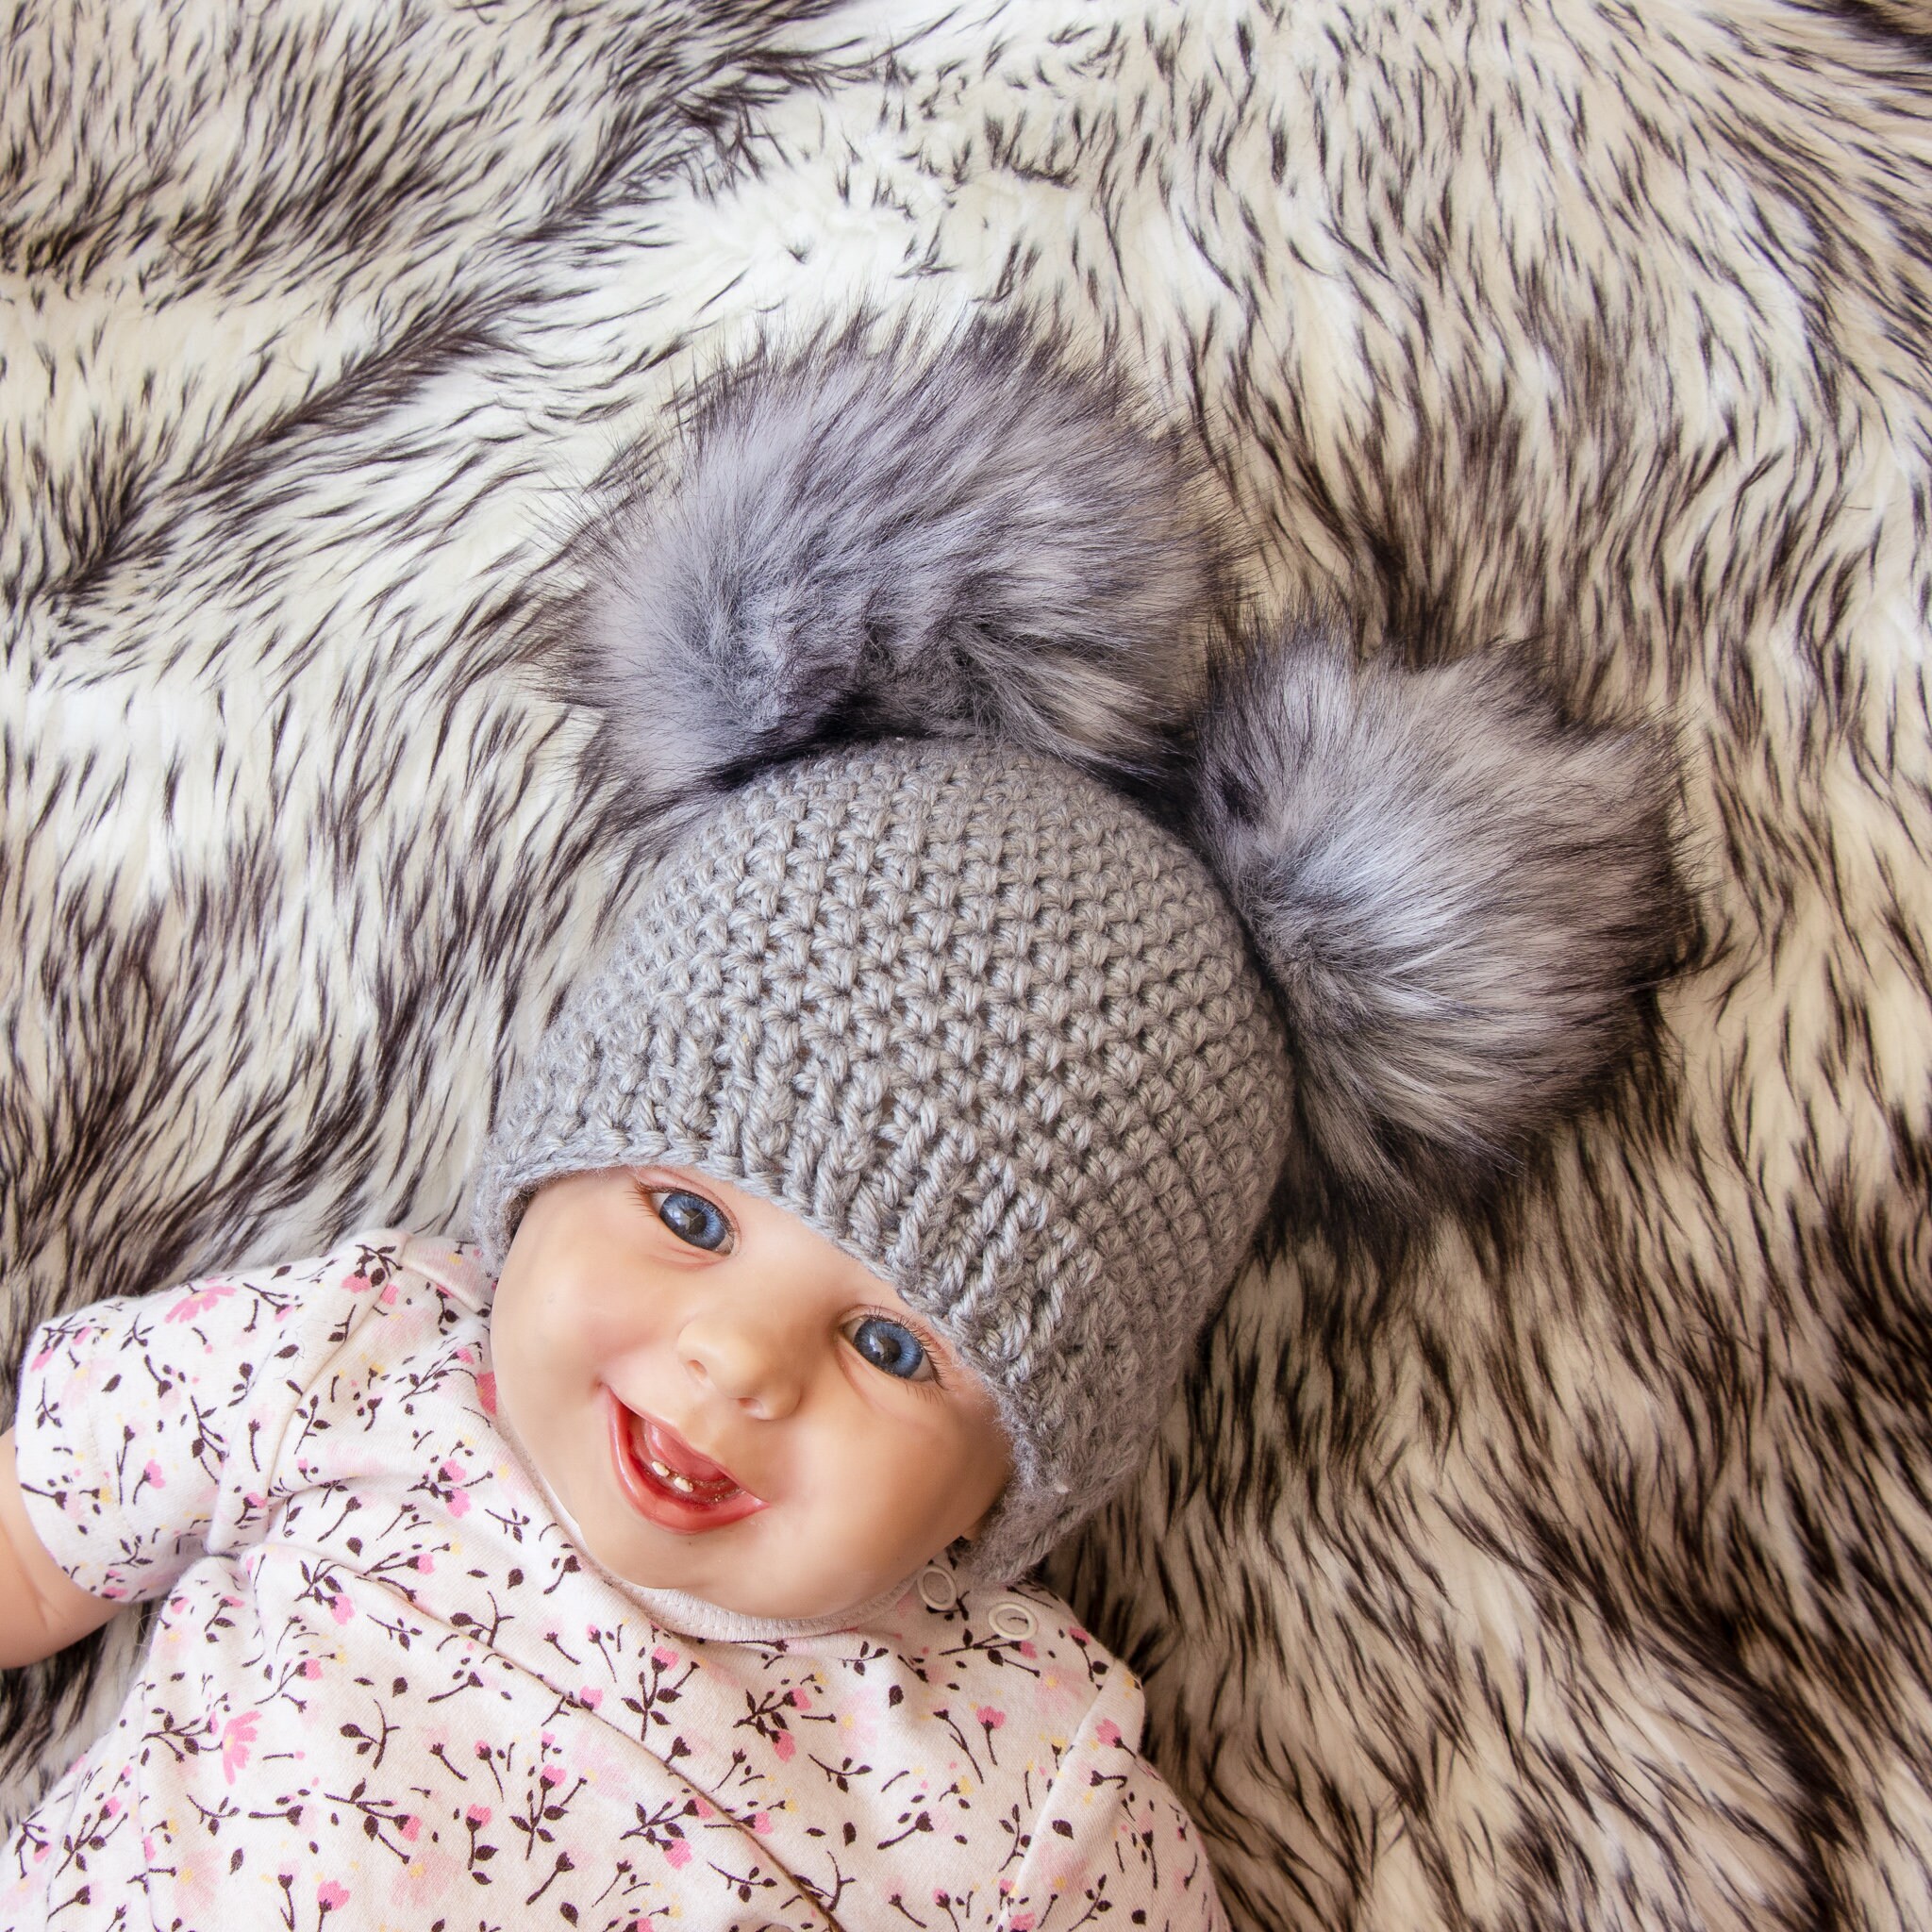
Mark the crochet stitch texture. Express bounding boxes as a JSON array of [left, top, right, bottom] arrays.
[[474, 739, 1293, 1584]]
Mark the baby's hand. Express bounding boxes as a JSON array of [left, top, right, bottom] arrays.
[[0, 1429, 119, 1667]]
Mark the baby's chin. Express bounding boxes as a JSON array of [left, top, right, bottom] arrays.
[[541, 1466, 938, 1626]]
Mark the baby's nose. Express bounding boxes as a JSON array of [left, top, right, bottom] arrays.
[[677, 1304, 804, 1420]]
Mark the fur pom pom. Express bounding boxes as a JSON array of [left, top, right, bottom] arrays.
[[576, 322, 1216, 837], [1196, 620, 1691, 1226]]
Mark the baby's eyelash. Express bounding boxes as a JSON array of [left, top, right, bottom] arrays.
[[855, 1305, 951, 1391], [629, 1174, 736, 1251]]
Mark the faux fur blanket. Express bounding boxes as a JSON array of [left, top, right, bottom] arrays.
[[7, 3, 1932, 1928]]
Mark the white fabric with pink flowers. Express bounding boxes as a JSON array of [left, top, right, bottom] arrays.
[[5, 1235, 1224, 1931]]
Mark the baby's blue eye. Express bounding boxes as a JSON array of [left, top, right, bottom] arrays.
[[654, 1190, 732, 1252], [849, 1316, 932, 1382]]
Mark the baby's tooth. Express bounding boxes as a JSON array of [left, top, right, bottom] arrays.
[[647, 1454, 698, 1495]]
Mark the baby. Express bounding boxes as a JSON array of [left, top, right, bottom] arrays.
[[0, 331, 1682, 1932], [0, 734, 1291, 1932]]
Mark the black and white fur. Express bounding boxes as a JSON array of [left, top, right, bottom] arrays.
[[7, 5, 1932, 1930]]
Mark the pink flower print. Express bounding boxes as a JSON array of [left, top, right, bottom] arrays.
[[343, 1274, 372, 1295], [104, 1798, 122, 1818], [379, 1282, 399, 1306], [400, 1816, 422, 1843], [691, 1796, 716, 1822], [751, 1812, 772, 1835], [142, 1459, 166, 1489], [244, 1492, 267, 1510], [541, 1764, 565, 1786], [166, 1282, 234, 1323], [475, 1370, 498, 1415], [465, 1804, 491, 1826], [317, 1879, 349, 1912], [976, 1706, 1008, 1729], [774, 1731, 795, 1761], [1094, 1718, 1122, 1747], [33, 1840, 50, 1862], [447, 1489, 470, 1518], [28, 1346, 52, 1371], [837, 1685, 883, 1750], [330, 1592, 355, 1624], [1019, 1641, 1038, 1658], [302, 1659, 323, 1680], [788, 1689, 812, 1711], [1008, 1916, 1036, 1932], [664, 1838, 692, 1870], [220, 1710, 259, 1784], [579, 1688, 602, 1709], [475, 1740, 492, 1759], [414, 1553, 434, 1574], [651, 1645, 677, 1668]]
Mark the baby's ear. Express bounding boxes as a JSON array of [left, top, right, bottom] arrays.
[[1194, 616, 1694, 1228], [571, 321, 1220, 844]]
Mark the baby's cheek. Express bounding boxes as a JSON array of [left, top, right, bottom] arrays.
[[893, 1438, 993, 1559], [562, 1281, 664, 1363], [484, 1308, 563, 1446], [934, 1407, 1012, 1534]]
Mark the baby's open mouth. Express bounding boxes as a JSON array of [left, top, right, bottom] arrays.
[[606, 1394, 766, 1529], [633, 1413, 743, 1504]]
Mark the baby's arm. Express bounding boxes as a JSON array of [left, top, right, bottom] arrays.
[[0, 1428, 117, 1667], [999, 1657, 1228, 1931]]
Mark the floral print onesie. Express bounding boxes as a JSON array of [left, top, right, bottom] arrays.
[[5, 1234, 1226, 1931]]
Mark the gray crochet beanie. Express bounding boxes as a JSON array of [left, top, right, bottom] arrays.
[[477, 325, 1688, 1586], [475, 738, 1292, 1584]]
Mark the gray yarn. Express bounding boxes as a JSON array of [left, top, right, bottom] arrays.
[[473, 739, 1292, 1587]]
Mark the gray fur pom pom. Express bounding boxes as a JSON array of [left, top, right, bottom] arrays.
[[576, 322, 1216, 837], [1196, 621, 1690, 1226]]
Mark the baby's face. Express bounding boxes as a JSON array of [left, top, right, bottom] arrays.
[[490, 1166, 1011, 1622]]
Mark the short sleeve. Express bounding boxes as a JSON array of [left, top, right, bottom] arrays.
[[10, 1235, 409, 1601], [995, 1659, 1228, 1932]]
